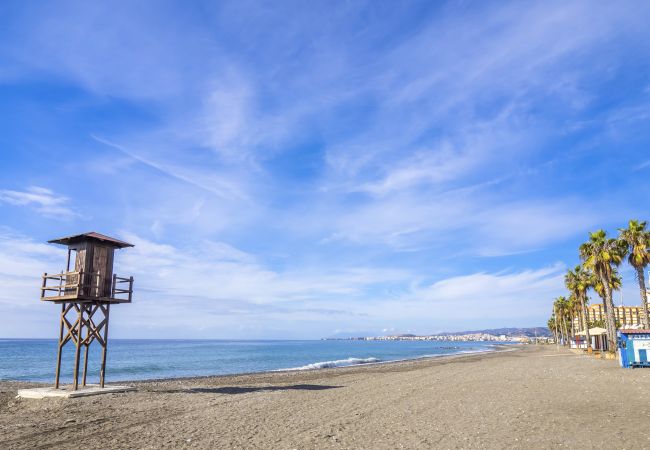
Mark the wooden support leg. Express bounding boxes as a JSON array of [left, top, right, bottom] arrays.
[[81, 304, 99, 387], [54, 303, 66, 389], [82, 344, 90, 387], [100, 304, 110, 388], [72, 304, 83, 390]]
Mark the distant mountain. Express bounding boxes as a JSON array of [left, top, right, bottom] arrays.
[[443, 327, 552, 338]]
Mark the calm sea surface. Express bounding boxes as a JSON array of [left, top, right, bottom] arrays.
[[0, 339, 501, 383]]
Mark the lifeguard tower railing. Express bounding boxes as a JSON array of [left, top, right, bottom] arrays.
[[41, 271, 133, 303]]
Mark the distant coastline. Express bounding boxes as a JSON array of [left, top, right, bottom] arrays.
[[325, 333, 523, 342], [324, 326, 552, 342]]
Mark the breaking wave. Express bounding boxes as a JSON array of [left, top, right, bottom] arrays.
[[282, 357, 381, 371]]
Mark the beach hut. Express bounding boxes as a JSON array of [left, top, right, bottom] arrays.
[[618, 329, 650, 368], [40, 232, 134, 390], [575, 327, 608, 351]]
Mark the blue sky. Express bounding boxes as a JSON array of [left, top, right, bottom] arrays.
[[1, 1, 650, 339]]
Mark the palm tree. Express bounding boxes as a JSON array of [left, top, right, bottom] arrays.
[[580, 230, 626, 352], [565, 265, 593, 351], [552, 300, 562, 345], [618, 220, 650, 328], [548, 316, 558, 344], [554, 296, 570, 346], [593, 269, 622, 303], [568, 294, 581, 341], [548, 313, 562, 350]]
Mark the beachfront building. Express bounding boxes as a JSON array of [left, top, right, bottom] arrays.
[[572, 303, 646, 331], [570, 303, 643, 351], [570, 304, 646, 352]]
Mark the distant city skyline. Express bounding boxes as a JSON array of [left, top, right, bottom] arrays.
[[1, 1, 650, 338]]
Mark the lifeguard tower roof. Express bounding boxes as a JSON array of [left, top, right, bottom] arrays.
[[48, 232, 134, 249]]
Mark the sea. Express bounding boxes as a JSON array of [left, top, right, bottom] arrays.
[[0, 339, 502, 383]]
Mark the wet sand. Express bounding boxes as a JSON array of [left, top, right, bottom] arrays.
[[1, 345, 649, 449]]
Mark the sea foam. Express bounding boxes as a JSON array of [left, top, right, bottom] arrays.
[[283, 357, 381, 371]]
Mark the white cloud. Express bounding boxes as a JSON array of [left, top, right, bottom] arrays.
[[0, 229, 593, 338], [118, 233, 410, 305], [317, 185, 605, 255], [0, 186, 79, 219], [0, 230, 66, 339], [417, 264, 565, 303], [472, 200, 602, 256], [0, 230, 409, 337], [323, 2, 629, 178], [352, 144, 476, 196], [363, 264, 568, 328]]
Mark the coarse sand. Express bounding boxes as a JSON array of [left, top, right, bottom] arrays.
[[1, 345, 649, 449]]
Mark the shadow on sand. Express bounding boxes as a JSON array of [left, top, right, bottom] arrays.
[[153, 384, 343, 395], [189, 384, 343, 394]]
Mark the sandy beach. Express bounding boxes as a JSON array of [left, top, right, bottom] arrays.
[[1, 345, 649, 449]]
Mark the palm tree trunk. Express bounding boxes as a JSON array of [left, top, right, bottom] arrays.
[[601, 273, 618, 353], [580, 293, 592, 350], [636, 266, 649, 329], [553, 308, 560, 350], [562, 313, 569, 347]]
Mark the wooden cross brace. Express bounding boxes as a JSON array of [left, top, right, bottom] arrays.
[[54, 302, 111, 390]]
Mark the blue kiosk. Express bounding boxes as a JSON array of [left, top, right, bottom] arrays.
[[618, 329, 650, 368]]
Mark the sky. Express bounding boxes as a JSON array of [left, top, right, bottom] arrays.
[[1, 0, 650, 339]]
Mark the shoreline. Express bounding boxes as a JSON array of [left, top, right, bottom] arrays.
[[271, 343, 516, 373], [0, 343, 517, 388], [0, 341, 512, 387]]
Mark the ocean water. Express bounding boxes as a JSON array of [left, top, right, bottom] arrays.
[[0, 339, 500, 384]]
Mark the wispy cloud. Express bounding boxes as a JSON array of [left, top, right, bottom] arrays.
[[119, 233, 411, 306], [316, 188, 604, 255], [323, 2, 636, 178], [0, 187, 79, 219], [387, 264, 568, 327], [634, 160, 650, 171], [416, 264, 565, 303], [91, 135, 249, 201]]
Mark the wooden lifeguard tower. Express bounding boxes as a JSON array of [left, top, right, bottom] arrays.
[[40, 232, 134, 390]]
